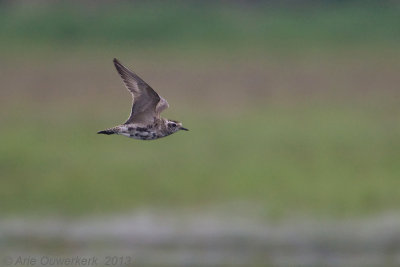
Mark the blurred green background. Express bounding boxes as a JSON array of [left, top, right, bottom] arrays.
[[1, 0, 400, 219]]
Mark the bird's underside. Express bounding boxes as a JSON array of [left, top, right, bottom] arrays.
[[98, 58, 188, 140], [112, 121, 169, 140]]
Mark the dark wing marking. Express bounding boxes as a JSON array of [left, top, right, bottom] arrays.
[[113, 58, 169, 124]]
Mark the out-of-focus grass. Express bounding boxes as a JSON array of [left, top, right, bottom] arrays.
[[1, 1, 400, 218], [0, 2, 399, 54], [1, 103, 399, 217]]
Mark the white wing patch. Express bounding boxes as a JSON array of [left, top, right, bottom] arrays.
[[155, 97, 169, 116]]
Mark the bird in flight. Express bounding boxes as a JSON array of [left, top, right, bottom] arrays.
[[98, 58, 188, 140]]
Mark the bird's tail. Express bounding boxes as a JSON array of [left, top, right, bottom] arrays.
[[97, 127, 118, 135]]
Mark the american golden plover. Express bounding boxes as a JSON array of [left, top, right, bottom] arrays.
[[98, 58, 188, 140]]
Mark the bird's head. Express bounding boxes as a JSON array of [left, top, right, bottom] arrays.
[[165, 119, 189, 133]]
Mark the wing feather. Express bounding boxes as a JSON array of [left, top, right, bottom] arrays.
[[113, 58, 169, 124]]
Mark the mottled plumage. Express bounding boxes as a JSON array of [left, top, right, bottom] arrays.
[[98, 58, 188, 140]]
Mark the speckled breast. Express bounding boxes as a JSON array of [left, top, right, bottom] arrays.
[[128, 130, 160, 140], [119, 125, 167, 140]]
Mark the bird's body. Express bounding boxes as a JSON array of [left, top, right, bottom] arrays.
[[99, 118, 181, 140], [98, 59, 188, 140]]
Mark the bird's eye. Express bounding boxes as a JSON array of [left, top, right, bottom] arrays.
[[171, 123, 177, 127]]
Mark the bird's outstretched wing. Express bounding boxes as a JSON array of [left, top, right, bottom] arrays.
[[113, 58, 169, 124]]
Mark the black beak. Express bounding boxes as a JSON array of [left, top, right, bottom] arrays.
[[180, 127, 189, 131]]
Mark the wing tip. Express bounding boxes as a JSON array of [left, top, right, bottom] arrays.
[[113, 58, 121, 66], [113, 58, 128, 75], [113, 58, 130, 74]]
